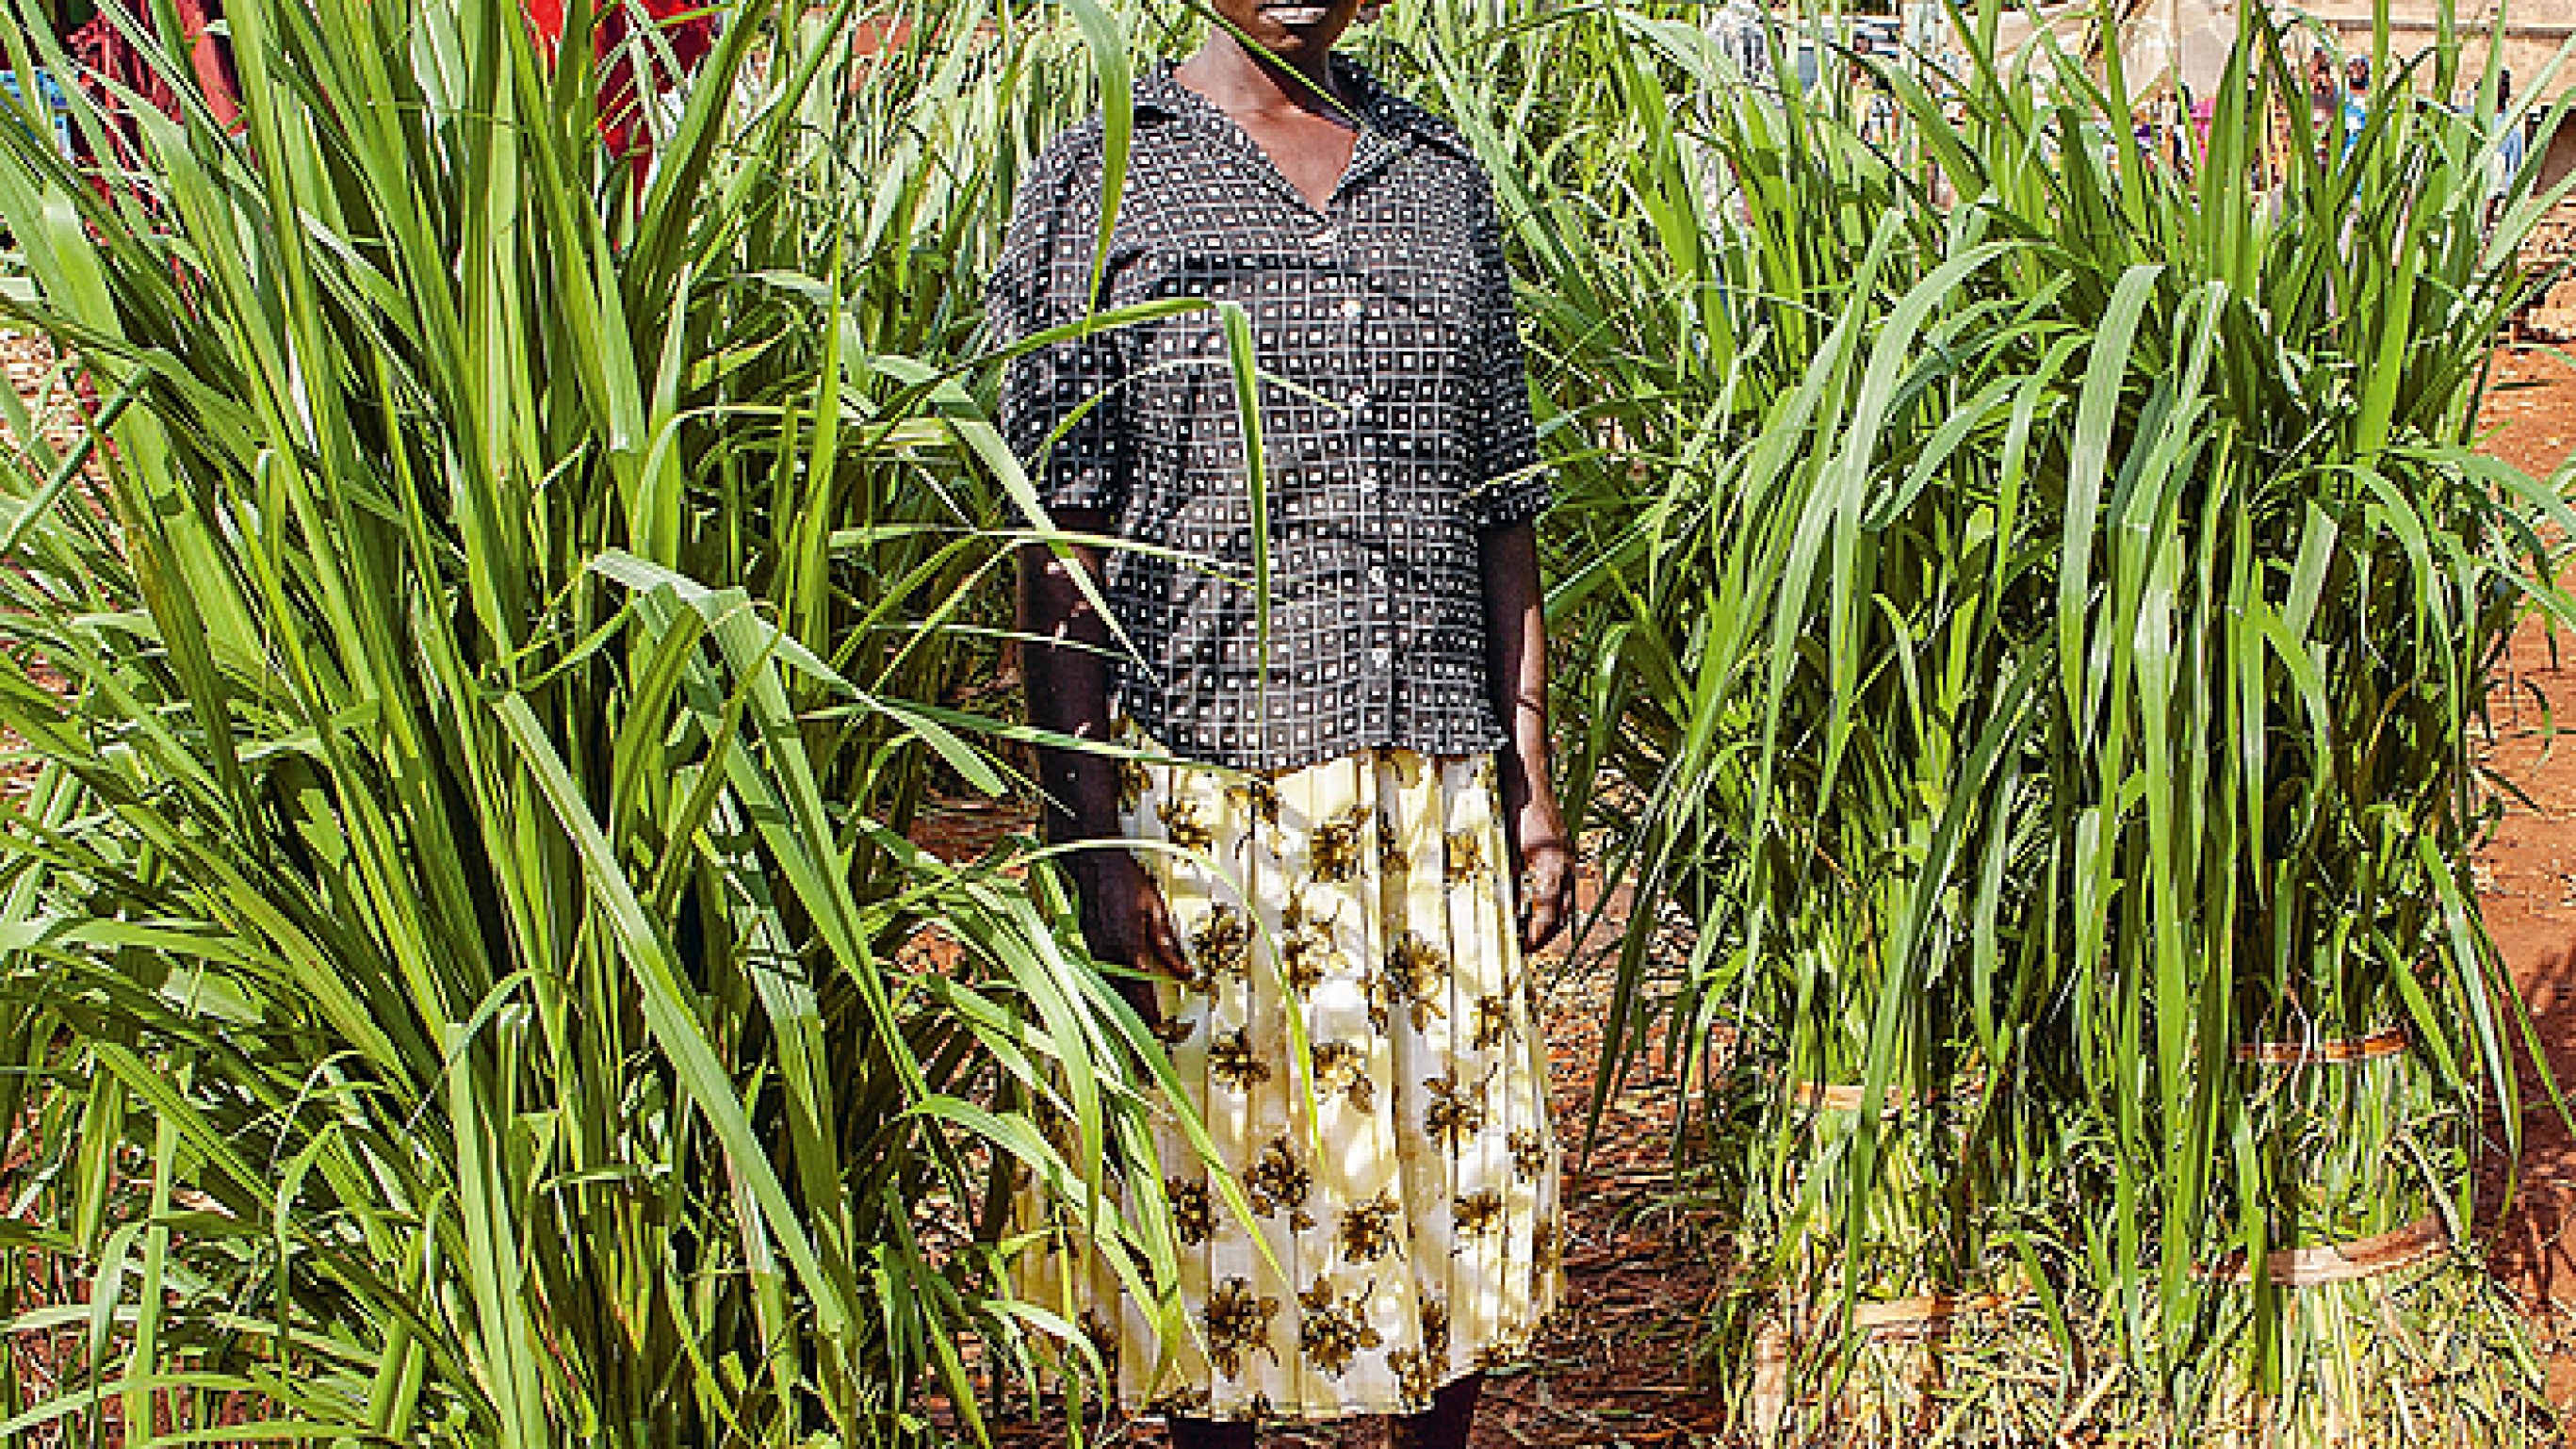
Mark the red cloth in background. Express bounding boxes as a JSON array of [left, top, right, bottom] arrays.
[[67, 0, 241, 167], [65, 0, 709, 179], [524, 0, 713, 179]]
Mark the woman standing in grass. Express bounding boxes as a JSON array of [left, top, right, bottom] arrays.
[[988, 2, 1571, 1444]]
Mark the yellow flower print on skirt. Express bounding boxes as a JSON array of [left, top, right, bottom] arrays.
[[1019, 732, 1564, 1423]]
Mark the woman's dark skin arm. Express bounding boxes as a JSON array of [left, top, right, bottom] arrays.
[[1480, 518, 1575, 952], [1017, 513, 1187, 1022]]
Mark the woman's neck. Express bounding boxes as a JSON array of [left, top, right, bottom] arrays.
[[1176, 33, 1345, 120]]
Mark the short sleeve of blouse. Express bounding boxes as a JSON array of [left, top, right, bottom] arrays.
[[1456, 160, 1552, 532], [986, 138, 1131, 516]]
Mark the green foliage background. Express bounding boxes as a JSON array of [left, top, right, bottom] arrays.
[[0, 0, 1208, 1443], [0, 0, 2567, 1444]]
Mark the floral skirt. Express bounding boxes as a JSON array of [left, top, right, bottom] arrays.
[[1022, 735, 1564, 1423]]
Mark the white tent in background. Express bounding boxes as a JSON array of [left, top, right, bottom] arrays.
[[1969, 0, 2237, 99], [2119, 0, 2242, 96]]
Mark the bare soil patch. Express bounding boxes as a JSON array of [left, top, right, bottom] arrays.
[[2471, 342, 2576, 1422]]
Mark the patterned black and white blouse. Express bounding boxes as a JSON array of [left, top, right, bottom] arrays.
[[987, 55, 1552, 774]]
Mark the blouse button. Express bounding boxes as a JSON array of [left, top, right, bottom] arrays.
[[1340, 298, 1364, 319]]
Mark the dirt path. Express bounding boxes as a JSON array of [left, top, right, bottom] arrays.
[[1470, 897, 1728, 1447], [2465, 344, 2576, 1414]]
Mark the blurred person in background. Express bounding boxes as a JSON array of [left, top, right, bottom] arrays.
[[2490, 67, 2526, 229], [987, 1, 1573, 1445], [1850, 28, 1895, 146], [2307, 45, 2338, 159]]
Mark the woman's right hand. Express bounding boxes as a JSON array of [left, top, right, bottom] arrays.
[[1019, 529, 1191, 1032], [1067, 849, 1191, 1027]]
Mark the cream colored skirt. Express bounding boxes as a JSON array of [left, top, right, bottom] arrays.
[[1022, 733, 1564, 1423]]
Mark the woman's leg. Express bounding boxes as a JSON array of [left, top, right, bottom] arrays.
[[1388, 1374, 1482, 1449], [1165, 1416, 1255, 1449]]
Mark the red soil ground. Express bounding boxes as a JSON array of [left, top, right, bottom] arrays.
[[2466, 343, 2576, 1419]]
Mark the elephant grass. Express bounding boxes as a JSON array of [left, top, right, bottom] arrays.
[[1393, 0, 2576, 1441], [0, 1, 1232, 1444], [0, 0, 2564, 1443]]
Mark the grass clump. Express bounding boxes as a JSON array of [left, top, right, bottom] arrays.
[[0, 1, 1203, 1442]]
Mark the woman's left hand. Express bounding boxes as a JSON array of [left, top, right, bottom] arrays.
[[1477, 518, 1574, 953], [1507, 788, 1577, 953]]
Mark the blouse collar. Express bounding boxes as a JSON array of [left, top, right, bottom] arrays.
[[1133, 52, 1475, 161]]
